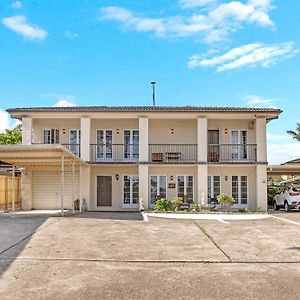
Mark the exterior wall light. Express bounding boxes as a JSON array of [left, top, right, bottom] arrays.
[[225, 129, 228, 134], [116, 129, 120, 134], [62, 129, 66, 134], [225, 176, 228, 181], [170, 175, 174, 181], [115, 174, 119, 181], [170, 128, 175, 134]]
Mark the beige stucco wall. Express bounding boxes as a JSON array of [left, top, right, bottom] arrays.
[[208, 119, 256, 144], [208, 165, 257, 210], [32, 118, 80, 144], [149, 119, 197, 144]]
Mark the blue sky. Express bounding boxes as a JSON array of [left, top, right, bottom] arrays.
[[0, 0, 299, 163]]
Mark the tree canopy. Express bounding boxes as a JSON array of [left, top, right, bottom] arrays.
[[287, 123, 300, 142], [0, 124, 22, 145]]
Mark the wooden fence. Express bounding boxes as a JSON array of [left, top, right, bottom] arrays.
[[0, 175, 21, 210]]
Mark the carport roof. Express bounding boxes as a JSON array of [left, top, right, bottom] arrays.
[[267, 164, 300, 176], [0, 144, 88, 167]]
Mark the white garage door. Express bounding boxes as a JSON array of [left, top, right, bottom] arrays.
[[32, 171, 80, 210]]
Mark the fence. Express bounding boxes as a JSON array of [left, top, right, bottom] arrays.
[[0, 175, 21, 211]]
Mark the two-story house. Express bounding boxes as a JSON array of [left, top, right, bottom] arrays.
[[0, 106, 281, 212]]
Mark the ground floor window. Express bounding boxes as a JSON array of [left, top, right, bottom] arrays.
[[177, 175, 194, 203], [208, 175, 221, 204], [231, 175, 248, 205], [149, 175, 167, 205], [123, 175, 139, 207]]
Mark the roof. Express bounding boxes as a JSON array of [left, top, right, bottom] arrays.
[[281, 158, 300, 165], [7, 105, 282, 114], [0, 144, 88, 167]]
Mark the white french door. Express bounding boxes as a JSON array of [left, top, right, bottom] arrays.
[[177, 175, 194, 203], [123, 175, 139, 208], [207, 175, 221, 204], [124, 130, 139, 160], [43, 129, 59, 144], [96, 130, 113, 160], [231, 130, 248, 160], [69, 129, 80, 155], [149, 175, 167, 206], [231, 175, 248, 206]]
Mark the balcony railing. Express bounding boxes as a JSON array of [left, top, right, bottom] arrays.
[[148, 144, 198, 163], [61, 144, 81, 157], [90, 144, 139, 163], [208, 144, 257, 163]]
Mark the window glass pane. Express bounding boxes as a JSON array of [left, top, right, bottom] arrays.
[[177, 176, 184, 198], [132, 176, 139, 204], [213, 176, 221, 198], [241, 176, 248, 204], [123, 176, 130, 204], [231, 176, 239, 203], [43, 130, 50, 144], [187, 176, 193, 203], [150, 176, 158, 204], [159, 176, 167, 199], [207, 176, 212, 204]]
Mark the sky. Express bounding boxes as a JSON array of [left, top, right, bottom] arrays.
[[0, 0, 299, 164]]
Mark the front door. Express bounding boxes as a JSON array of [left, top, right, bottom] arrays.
[[97, 176, 112, 206]]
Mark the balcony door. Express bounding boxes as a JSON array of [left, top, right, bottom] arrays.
[[177, 175, 194, 203], [208, 130, 220, 162], [96, 130, 113, 160], [231, 130, 247, 160], [69, 129, 80, 156], [124, 130, 139, 160]]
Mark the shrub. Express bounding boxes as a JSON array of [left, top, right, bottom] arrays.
[[238, 208, 248, 213], [267, 186, 280, 202], [190, 202, 200, 212], [154, 198, 171, 212], [170, 197, 183, 211], [217, 193, 235, 212]]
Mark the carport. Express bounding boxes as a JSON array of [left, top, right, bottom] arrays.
[[0, 145, 88, 216], [268, 164, 300, 177]]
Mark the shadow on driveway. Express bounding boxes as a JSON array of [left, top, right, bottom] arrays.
[[0, 212, 54, 276], [68, 211, 144, 221]]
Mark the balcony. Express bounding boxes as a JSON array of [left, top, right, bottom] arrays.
[[90, 144, 139, 163], [148, 144, 198, 164], [208, 144, 257, 164]]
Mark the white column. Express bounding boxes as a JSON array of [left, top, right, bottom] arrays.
[[80, 165, 91, 211], [256, 165, 267, 211], [139, 165, 149, 209], [197, 165, 208, 206], [72, 160, 75, 214], [256, 118, 267, 163], [22, 117, 32, 145], [139, 117, 148, 162], [197, 117, 208, 163], [80, 117, 91, 161], [12, 165, 15, 212], [61, 155, 65, 217]]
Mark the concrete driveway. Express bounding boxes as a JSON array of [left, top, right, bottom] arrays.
[[0, 211, 300, 299]]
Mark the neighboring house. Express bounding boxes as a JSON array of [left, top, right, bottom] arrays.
[[0, 106, 281, 211]]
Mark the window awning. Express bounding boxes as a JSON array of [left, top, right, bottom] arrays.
[[0, 144, 88, 167]]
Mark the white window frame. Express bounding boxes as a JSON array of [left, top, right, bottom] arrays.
[[123, 129, 139, 160], [207, 174, 221, 205], [96, 129, 113, 160], [122, 174, 139, 208], [69, 129, 81, 155], [230, 174, 248, 208], [149, 174, 168, 207], [43, 128, 59, 144], [176, 175, 194, 203]]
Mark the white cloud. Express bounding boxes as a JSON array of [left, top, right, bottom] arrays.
[[100, 1, 275, 43], [188, 42, 299, 71], [64, 30, 79, 39], [268, 143, 300, 164], [267, 133, 290, 142], [2, 15, 47, 40], [243, 94, 278, 108], [179, 0, 217, 9], [11, 1, 22, 9], [54, 100, 76, 107], [0, 109, 20, 133]]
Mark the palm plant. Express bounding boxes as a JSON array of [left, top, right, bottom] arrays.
[[287, 123, 300, 142]]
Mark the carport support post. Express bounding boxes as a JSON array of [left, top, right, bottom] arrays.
[[72, 160, 75, 214], [61, 155, 65, 217], [12, 165, 15, 212]]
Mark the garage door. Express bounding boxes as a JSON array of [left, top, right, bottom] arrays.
[[32, 171, 80, 209]]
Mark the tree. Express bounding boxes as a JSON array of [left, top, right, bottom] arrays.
[[287, 123, 300, 142], [0, 124, 22, 145]]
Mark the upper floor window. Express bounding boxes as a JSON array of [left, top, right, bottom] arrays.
[[43, 129, 59, 144]]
